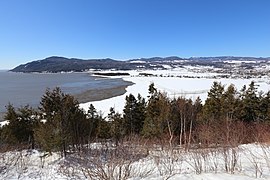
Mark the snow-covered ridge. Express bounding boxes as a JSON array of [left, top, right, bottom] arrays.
[[129, 60, 146, 64], [224, 60, 258, 64]]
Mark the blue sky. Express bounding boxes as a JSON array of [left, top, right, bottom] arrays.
[[0, 0, 269, 69]]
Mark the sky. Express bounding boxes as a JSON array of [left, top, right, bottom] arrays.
[[0, 0, 269, 69]]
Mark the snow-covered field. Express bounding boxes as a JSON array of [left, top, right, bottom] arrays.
[[1, 143, 270, 179], [80, 69, 270, 116]]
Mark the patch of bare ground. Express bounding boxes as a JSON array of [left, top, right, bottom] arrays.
[[74, 81, 134, 103]]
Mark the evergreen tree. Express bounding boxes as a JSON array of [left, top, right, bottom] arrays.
[[34, 121, 61, 154], [142, 84, 170, 138], [237, 81, 260, 122], [4, 103, 17, 122], [2, 104, 19, 144], [96, 114, 111, 139], [193, 97, 203, 118], [123, 93, 146, 135], [148, 83, 157, 96], [222, 84, 238, 120], [2, 105, 38, 148], [69, 107, 88, 150], [202, 81, 225, 123], [135, 94, 146, 134], [36, 87, 82, 156], [123, 94, 137, 135], [169, 98, 180, 135], [87, 104, 99, 140], [258, 91, 270, 121], [108, 107, 125, 145]]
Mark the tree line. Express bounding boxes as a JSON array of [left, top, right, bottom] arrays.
[[1, 81, 270, 155]]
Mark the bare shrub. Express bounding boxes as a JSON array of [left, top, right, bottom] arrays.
[[195, 124, 214, 147], [221, 147, 240, 174], [0, 152, 18, 177], [208, 149, 220, 173], [0, 150, 40, 179], [184, 146, 240, 175], [153, 149, 183, 178], [227, 121, 248, 146], [195, 120, 251, 149], [186, 150, 204, 174], [59, 143, 149, 180], [259, 143, 270, 173], [253, 123, 270, 143], [245, 149, 263, 178], [186, 148, 220, 175]]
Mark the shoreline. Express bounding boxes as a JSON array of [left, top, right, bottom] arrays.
[[0, 76, 134, 121], [74, 80, 134, 104]]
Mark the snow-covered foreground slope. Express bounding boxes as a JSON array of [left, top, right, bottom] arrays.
[[80, 70, 270, 116], [0, 150, 66, 180], [1, 143, 270, 179]]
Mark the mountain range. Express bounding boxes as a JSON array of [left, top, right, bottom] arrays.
[[11, 56, 270, 73]]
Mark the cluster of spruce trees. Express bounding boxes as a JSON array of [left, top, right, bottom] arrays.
[[1, 81, 270, 155]]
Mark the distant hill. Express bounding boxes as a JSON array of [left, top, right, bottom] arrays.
[[11, 56, 180, 72], [11, 56, 130, 73], [11, 56, 270, 73]]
